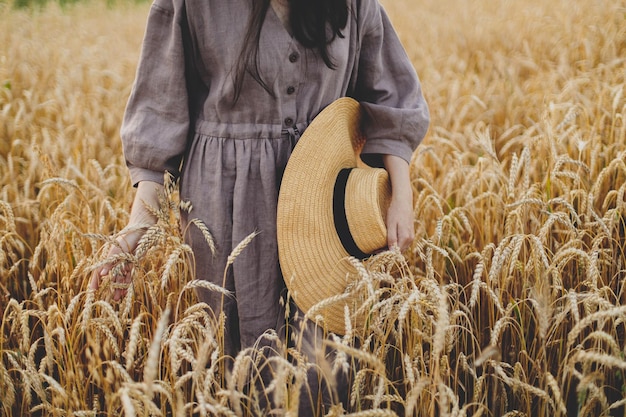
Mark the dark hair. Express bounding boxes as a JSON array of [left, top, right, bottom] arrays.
[[233, 0, 349, 102]]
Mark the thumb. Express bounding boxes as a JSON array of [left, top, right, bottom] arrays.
[[387, 222, 399, 250], [89, 264, 111, 291]]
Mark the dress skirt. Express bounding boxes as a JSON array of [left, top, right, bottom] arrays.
[[179, 127, 295, 356]]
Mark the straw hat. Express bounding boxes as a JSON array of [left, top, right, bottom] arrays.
[[277, 97, 391, 334]]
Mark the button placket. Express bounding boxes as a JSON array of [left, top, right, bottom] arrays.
[[282, 47, 301, 129]]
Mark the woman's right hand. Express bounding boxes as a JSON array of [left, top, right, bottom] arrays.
[[89, 180, 163, 301], [89, 228, 145, 302]]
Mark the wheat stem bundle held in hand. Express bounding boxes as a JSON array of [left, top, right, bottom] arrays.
[[90, 180, 162, 302]]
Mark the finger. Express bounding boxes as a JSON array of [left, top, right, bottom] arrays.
[[89, 265, 109, 291], [398, 237, 411, 252], [112, 269, 132, 302], [113, 286, 124, 302], [113, 289, 126, 302], [113, 285, 129, 302], [89, 272, 99, 291], [398, 227, 415, 252], [387, 221, 399, 250]]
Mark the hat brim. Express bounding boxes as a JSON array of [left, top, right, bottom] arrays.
[[277, 97, 388, 334]]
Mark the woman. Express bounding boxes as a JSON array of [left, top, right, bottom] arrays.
[[91, 0, 428, 363]]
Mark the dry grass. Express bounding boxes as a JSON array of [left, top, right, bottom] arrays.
[[1, 0, 625, 415]]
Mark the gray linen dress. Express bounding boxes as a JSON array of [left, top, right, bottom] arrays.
[[121, 0, 429, 356]]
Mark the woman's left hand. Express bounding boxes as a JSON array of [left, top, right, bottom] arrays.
[[386, 193, 415, 251], [382, 154, 415, 252]]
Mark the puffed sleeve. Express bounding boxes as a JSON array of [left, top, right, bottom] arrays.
[[352, 0, 430, 166], [120, 0, 191, 186]]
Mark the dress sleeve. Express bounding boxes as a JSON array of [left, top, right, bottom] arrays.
[[352, 0, 430, 166], [120, 0, 191, 186]]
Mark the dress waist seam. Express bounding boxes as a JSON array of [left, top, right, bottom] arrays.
[[194, 118, 308, 140]]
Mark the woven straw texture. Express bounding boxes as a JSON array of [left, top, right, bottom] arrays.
[[277, 97, 391, 334]]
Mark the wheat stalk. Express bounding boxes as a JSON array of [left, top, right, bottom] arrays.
[[144, 307, 171, 390]]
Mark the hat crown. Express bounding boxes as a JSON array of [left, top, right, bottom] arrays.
[[343, 167, 390, 255]]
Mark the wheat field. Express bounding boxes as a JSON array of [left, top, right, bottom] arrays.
[[1, 0, 625, 415]]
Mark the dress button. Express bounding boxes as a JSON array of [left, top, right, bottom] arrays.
[[284, 117, 294, 126], [288, 52, 299, 63], [287, 86, 295, 95]]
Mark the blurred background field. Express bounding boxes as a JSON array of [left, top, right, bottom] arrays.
[[1, 0, 625, 416]]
